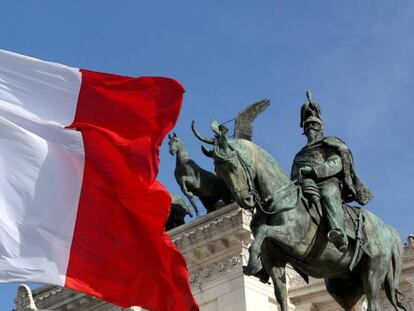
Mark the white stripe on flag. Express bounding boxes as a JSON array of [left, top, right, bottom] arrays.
[[0, 50, 81, 125], [0, 50, 85, 285]]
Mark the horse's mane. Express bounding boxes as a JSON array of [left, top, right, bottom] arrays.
[[228, 138, 290, 184]]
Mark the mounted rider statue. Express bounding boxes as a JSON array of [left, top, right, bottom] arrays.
[[291, 91, 373, 252], [194, 96, 407, 310]]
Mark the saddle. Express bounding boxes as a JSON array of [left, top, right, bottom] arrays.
[[301, 191, 371, 271]]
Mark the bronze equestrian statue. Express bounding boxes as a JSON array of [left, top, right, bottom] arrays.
[[168, 133, 232, 214], [194, 96, 408, 311]]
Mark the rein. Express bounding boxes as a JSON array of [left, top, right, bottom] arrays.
[[252, 182, 299, 215], [233, 149, 298, 215]]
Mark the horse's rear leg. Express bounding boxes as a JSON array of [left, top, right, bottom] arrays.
[[261, 240, 289, 311], [360, 256, 388, 311], [363, 277, 381, 311], [383, 237, 410, 311], [325, 277, 363, 310], [180, 179, 200, 216]]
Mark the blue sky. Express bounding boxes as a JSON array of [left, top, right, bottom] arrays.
[[1, 1, 413, 309]]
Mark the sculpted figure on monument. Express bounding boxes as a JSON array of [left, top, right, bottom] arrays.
[[168, 133, 232, 214], [195, 96, 408, 311], [184, 99, 270, 214], [291, 91, 373, 252], [165, 194, 194, 230], [14, 284, 52, 311], [191, 98, 270, 157]]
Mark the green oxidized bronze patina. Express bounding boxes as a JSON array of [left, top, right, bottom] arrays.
[[193, 94, 408, 311], [168, 133, 232, 214], [292, 91, 373, 253], [165, 194, 193, 231]]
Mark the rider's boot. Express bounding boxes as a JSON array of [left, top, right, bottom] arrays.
[[320, 185, 349, 252]]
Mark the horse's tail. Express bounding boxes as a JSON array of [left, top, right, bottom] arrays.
[[384, 231, 410, 311]]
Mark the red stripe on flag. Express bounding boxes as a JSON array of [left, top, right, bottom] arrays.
[[65, 70, 198, 311]]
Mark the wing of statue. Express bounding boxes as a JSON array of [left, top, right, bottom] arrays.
[[233, 99, 270, 141]]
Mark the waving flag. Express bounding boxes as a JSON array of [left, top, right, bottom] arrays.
[[0, 50, 198, 311]]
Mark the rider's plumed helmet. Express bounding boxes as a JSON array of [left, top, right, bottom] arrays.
[[300, 90, 324, 130]]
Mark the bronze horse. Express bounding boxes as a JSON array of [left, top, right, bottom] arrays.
[[168, 133, 232, 214], [197, 123, 408, 311], [166, 194, 194, 231]]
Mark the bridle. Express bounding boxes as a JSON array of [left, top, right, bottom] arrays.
[[216, 145, 297, 216]]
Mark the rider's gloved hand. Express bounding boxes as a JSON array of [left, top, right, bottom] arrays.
[[300, 166, 314, 176]]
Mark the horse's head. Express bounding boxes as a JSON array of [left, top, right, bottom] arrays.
[[213, 138, 257, 211], [192, 120, 256, 210], [168, 132, 181, 155]]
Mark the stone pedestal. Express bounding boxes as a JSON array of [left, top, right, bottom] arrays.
[[170, 203, 287, 311]]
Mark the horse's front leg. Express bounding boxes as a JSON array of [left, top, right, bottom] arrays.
[[180, 177, 200, 216], [244, 224, 290, 275], [261, 240, 289, 311]]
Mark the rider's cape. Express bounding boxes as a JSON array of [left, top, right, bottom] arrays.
[[323, 137, 373, 206]]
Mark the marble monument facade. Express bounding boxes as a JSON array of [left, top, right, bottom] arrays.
[[13, 204, 414, 311]]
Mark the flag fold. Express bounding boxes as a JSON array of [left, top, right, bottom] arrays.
[[0, 49, 198, 311]]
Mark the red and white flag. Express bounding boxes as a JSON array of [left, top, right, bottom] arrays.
[[0, 50, 198, 311]]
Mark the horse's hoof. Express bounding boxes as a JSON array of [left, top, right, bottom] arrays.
[[243, 264, 261, 276], [243, 265, 253, 275]]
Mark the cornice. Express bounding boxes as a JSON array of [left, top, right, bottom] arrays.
[[30, 286, 120, 311], [189, 254, 243, 288], [171, 204, 251, 255], [32, 287, 77, 309], [168, 203, 243, 237]]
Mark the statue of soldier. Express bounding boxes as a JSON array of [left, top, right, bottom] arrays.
[[291, 91, 373, 252]]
